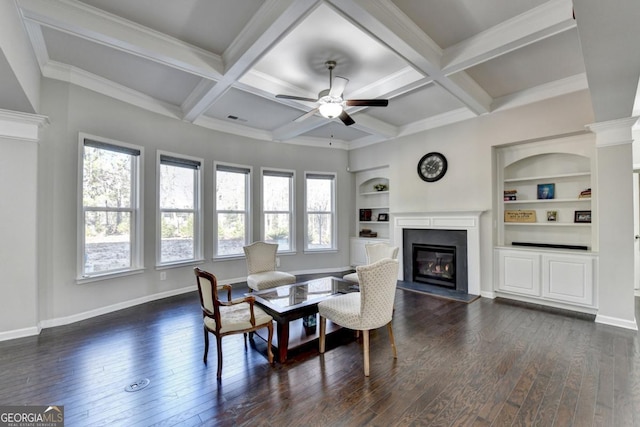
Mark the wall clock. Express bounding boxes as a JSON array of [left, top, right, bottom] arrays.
[[417, 152, 447, 182]]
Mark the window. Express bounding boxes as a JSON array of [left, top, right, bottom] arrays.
[[157, 152, 203, 265], [262, 169, 295, 252], [305, 172, 336, 251], [79, 135, 142, 278], [215, 163, 251, 257]]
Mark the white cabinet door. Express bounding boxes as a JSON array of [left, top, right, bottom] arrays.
[[350, 238, 388, 266], [542, 254, 594, 306], [496, 249, 540, 296]]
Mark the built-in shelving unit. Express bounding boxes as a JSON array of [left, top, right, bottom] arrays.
[[494, 133, 598, 313], [351, 168, 390, 266]]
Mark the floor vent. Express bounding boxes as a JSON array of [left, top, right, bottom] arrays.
[[124, 378, 150, 392]]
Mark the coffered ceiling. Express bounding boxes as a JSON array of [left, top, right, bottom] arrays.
[[8, 0, 640, 148]]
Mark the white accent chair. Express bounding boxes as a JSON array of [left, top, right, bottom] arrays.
[[319, 258, 399, 376], [243, 242, 296, 291], [343, 242, 399, 283], [194, 267, 274, 379]]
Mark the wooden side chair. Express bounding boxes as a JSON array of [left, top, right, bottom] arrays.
[[319, 258, 399, 376], [343, 242, 399, 283], [243, 241, 296, 291], [194, 267, 274, 379]]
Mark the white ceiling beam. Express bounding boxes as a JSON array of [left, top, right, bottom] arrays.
[[492, 73, 588, 112], [181, 0, 320, 122], [442, 0, 576, 75], [18, 0, 224, 79], [328, 0, 492, 115]]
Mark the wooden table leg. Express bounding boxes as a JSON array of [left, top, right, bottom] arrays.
[[276, 320, 290, 362]]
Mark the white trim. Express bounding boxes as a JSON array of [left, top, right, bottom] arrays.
[[587, 116, 640, 147], [0, 326, 41, 342], [393, 211, 484, 296], [595, 314, 639, 331], [0, 109, 48, 141]]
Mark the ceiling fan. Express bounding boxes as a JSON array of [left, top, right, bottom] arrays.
[[275, 60, 389, 126]]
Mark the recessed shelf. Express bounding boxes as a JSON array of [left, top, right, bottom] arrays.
[[504, 198, 591, 204], [360, 191, 389, 196], [504, 172, 590, 183], [504, 222, 591, 227]]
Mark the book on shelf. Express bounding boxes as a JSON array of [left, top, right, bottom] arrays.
[[503, 189, 517, 201], [578, 188, 591, 199]]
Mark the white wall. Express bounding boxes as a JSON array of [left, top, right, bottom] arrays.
[[34, 79, 353, 326], [349, 90, 596, 295], [0, 136, 38, 336]]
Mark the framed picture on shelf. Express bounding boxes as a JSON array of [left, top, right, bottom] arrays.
[[537, 183, 555, 199], [574, 210, 591, 223], [377, 213, 389, 222], [546, 210, 557, 222]]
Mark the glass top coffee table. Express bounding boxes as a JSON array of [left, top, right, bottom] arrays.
[[248, 276, 358, 362]]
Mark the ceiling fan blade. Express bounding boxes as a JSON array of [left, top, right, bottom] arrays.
[[346, 99, 389, 107], [276, 94, 318, 102], [339, 111, 355, 126], [329, 76, 349, 98], [293, 107, 319, 122]]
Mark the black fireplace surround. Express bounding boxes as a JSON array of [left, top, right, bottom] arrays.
[[403, 228, 468, 293]]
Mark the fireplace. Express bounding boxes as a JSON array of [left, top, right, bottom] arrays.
[[412, 244, 456, 289], [403, 228, 467, 292], [393, 211, 483, 296]]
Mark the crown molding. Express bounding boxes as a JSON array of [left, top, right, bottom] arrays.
[[0, 108, 48, 141]]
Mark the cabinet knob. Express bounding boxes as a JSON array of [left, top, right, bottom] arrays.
[[635, 235, 640, 240]]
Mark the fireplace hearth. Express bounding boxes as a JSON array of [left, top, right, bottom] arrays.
[[413, 244, 456, 289]]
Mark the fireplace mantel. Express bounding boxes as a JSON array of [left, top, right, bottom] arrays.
[[393, 211, 483, 295]]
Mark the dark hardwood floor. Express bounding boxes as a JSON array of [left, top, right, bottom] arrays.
[[1, 280, 640, 426]]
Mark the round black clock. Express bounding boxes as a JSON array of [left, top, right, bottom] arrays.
[[417, 152, 447, 182]]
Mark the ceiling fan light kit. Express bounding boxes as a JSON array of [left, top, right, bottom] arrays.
[[276, 60, 389, 126], [319, 102, 343, 118]]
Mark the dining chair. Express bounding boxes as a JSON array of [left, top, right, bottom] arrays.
[[243, 241, 296, 291], [343, 242, 399, 283], [319, 258, 399, 376], [194, 267, 274, 379]]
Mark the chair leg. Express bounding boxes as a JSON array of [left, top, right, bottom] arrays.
[[387, 322, 397, 359], [266, 322, 274, 364], [215, 336, 223, 379], [203, 327, 209, 364], [319, 316, 327, 353], [243, 332, 248, 350], [363, 330, 370, 376]]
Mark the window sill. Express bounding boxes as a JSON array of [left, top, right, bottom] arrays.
[[303, 249, 338, 255], [77, 268, 145, 285], [156, 259, 205, 270]]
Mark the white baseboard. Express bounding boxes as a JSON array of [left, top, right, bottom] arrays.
[[481, 290, 496, 299], [0, 325, 41, 342], [595, 314, 639, 331], [39, 284, 196, 330], [1, 268, 353, 342]]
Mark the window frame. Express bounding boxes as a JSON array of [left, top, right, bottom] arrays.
[[156, 150, 204, 267], [214, 161, 252, 259], [261, 168, 296, 254], [304, 171, 337, 253], [77, 133, 144, 282]]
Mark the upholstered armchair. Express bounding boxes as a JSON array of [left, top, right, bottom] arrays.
[[243, 242, 296, 291], [194, 267, 274, 379], [319, 258, 399, 376], [343, 242, 399, 283]]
